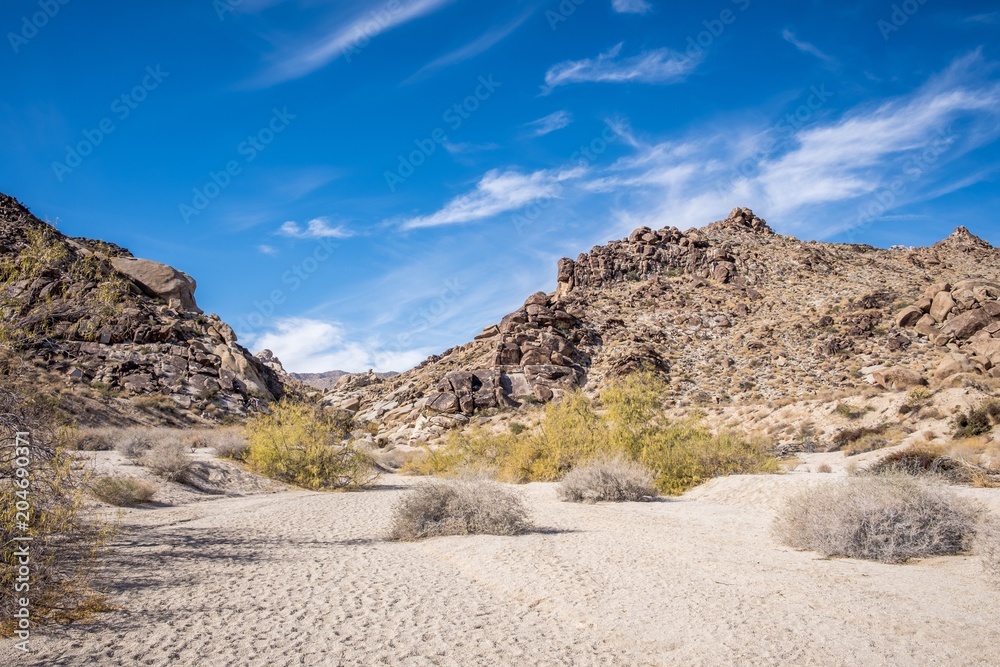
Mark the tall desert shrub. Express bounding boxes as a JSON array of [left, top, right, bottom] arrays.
[[244, 401, 377, 490], [0, 385, 111, 633]]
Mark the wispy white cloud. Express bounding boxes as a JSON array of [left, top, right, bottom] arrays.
[[278, 217, 353, 239], [612, 0, 652, 14], [444, 141, 500, 154], [523, 110, 573, 137], [399, 167, 585, 229], [782, 29, 836, 66], [405, 11, 531, 82], [258, 244, 278, 255], [582, 50, 1000, 237], [402, 51, 1000, 241], [966, 12, 999, 24], [245, 317, 431, 373], [255, 0, 456, 85], [543, 43, 700, 93]]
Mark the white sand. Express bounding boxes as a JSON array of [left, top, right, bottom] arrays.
[[5, 470, 999, 666]]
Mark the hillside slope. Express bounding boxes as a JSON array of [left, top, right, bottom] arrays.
[[322, 207, 1000, 447], [0, 193, 296, 425]]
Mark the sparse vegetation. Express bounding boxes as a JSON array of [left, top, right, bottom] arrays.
[[405, 372, 778, 495], [0, 385, 112, 632], [390, 480, 531, 540], [557, 456, 657, 503], [775, 476, 980, 563], [866, 444, 997, 487], [244, 401, 377, 491], [139, 439, 192, 482], [953, 400, 1000, 439], [90, 476, 156, 507], [114, 427, 155, 459], [208, 429, 249, 460]]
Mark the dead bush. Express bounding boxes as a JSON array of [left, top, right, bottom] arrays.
[[866, 446, 994, 485], [390, 480, 531, 541], [90, 476, 156, 507], [775, 476, 980, 563], [978, 518, 1000, 582], [207, 429, 249, 460], [114, 427, 155, 459], [557, 456, 657, 503], [139, 439, 191, 481]]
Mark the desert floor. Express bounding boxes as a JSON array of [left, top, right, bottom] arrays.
[[4, 462, 999, 667]]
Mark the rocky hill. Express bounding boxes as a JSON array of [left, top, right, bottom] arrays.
[[0, 193, 296, 425], [322, 207, 1000, 449]]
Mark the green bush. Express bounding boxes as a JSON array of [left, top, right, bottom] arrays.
[[244, 401, 377, 491], [953, 401, 1000, 439], [406, 372, 778, 495]]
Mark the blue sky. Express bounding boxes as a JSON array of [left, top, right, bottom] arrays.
[[3, 0, 999, 373]]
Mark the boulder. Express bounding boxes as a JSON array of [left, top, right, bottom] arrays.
[[895, 306, 924, 328], [929, 291, 956, 323], [939, 308, 992, 340], [933, 353, 977, 383], [871, 367, 925, 390], [924, 282, 951, 299], [111, 257, 200, 312], [426, 392, 459, 414]]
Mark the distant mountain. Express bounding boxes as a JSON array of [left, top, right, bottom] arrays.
[[293, 370, 398, 392]]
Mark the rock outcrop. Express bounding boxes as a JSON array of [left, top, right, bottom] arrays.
[[0, 193, 295, 424], [323, 207, 1000, 449]]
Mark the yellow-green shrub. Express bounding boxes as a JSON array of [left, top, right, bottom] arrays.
[[407, 372, 778, 495], [244, 401, 376, 490]]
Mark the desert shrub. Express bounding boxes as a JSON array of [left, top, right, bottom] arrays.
[[139, 439, 191, 481], [834, 403, 862, 420], [65, 427, 115, 451], [775, 476, 980, 563], [90, 476, 156, 507], [866, 445, 995, 486], [244, 401, 378, 491], [817, 463, 833, 473], [114, 427, 155, 459], [390, 480, 531, 540], [407, 373, 778, 495], [978, 518, 1000, 581], [557, 456, 657, 503], [207, 429, 249, 460], [0, 385, 112, 633], [953, 400, 1000, 439], [831, 423, 887, 451]]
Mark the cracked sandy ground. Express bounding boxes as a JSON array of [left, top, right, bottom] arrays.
[[4, 472, 999, 667]]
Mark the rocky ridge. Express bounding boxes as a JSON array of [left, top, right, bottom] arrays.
[[0, 194, 295, 424], [323, 208, 1000, 449]]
